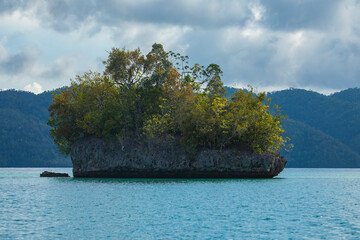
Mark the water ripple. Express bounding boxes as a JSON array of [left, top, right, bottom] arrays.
[[0, 168, 360, 239]]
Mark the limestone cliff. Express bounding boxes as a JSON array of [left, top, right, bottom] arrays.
[[71, 136, 286, 178]]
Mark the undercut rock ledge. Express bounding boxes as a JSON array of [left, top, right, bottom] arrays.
[[71, 136, 286, 178]]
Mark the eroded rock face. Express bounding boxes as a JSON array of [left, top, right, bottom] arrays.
[[71, 136, 286, 178]]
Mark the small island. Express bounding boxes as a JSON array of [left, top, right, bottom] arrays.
[[48, 44, 289, 178]]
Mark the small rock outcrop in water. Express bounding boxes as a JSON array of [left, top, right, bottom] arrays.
[[70, 136, 286, 178], [40, 171, 70, 177]]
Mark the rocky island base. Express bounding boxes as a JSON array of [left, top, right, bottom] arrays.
[[40, 171, 70, 177], [71, 137, 287, 178]]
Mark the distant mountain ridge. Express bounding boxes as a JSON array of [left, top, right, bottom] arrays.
[[329, 88, 360, 105], [266, 88, 360, 158], [0, 87, 359, 167]]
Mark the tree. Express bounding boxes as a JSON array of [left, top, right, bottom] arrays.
[[48, 43, 288, 156], [48, 72, 120, 154]]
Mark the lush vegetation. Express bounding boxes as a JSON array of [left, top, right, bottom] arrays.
[[1, 46, 358, 168], [267, 88, 360, 156], [1, 86, 358, 167], [48, 44, 287, 156], [0, 90, 71, 167], [330, 87, 360, 105], [280, 118, 360, 167]]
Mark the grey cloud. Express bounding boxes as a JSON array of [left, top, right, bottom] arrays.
[[38, 0, 98, 32], [0, 0, 31, 13], [182, 22, 360, 91], [298, 40, 360, 89], [224, 35, 360, 90], [0, 0, 348, 32], [96, 0, 250, 29], [32, 0, 343, 33], [0, 43, 77, 84], [1, 0, 360, 92], [260, 0, 342, 31], [0, 47, 40, 75], [0, 0, 252, 33], [7, 0, 334, 34]]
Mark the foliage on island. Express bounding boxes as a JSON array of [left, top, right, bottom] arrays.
[[48, 43, 288, 156], [1, 86, 359, 167]]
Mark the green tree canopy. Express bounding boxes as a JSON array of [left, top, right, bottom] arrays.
[[48, 43, 288, 155]]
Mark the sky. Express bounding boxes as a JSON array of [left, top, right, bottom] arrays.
[[0, 0, 360, 94]]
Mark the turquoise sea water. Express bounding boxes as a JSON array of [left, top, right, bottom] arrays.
[[0, 168, 360, 239]]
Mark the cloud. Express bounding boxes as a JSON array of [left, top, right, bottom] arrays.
[[23, 82, 43, 94], [40, 55, 79, 79], [0, 0, 252, 33], [0, 0, 359, 94], [0, 45, 41, 75], [0, 39, 80, 91], [36, 0, 97, 32], [109, 22, 192, 54], [0, 40, 78, 79], [96, 0, 250, 29], [260, 0, 342, 31], [0, 0, 32, 13]]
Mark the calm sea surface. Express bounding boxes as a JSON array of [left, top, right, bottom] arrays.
[[0, 168, 360, 239]]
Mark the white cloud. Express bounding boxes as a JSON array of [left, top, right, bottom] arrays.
[[110, 22, 192, 54], [23, 82, 43, 94], [249, 2, 265, 22], [0, 0, 359, 93]]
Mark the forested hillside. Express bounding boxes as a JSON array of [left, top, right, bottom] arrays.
[[281, 119, 360, 167], [267, 89, 360, 157], [329, 88, 360, 104], [0, 87, 359, 167], [0, 90, 71, 167]]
